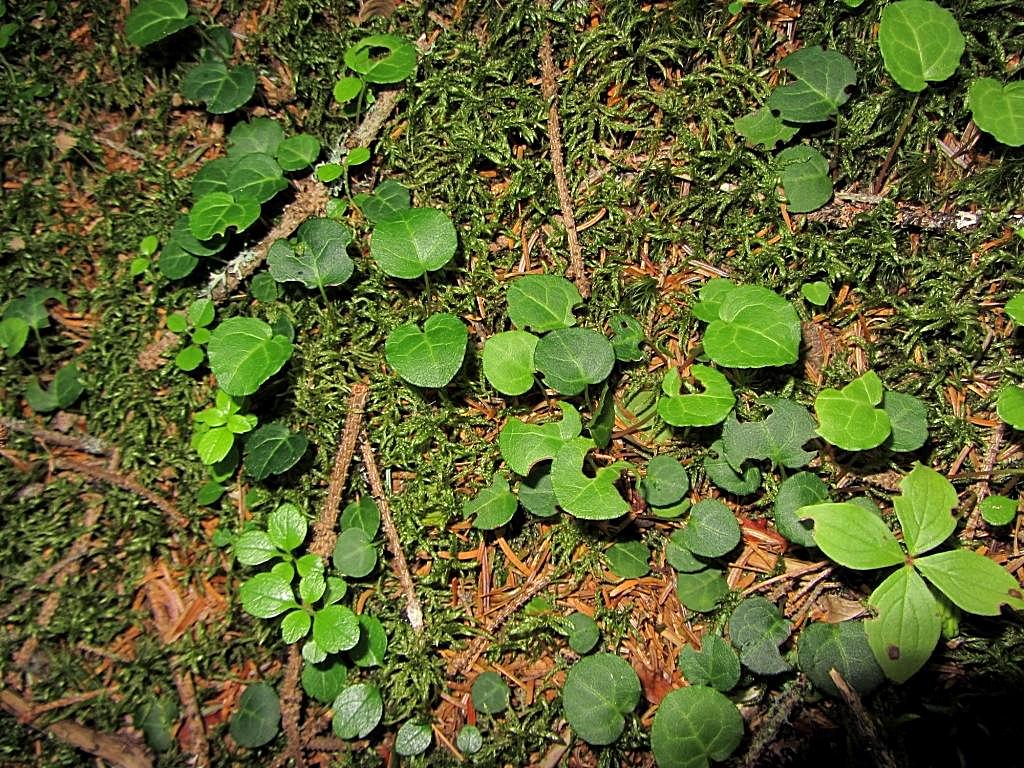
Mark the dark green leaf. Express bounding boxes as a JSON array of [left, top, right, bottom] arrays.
[[650, 686, 744, 768], [642, 455, 690, 507], [370, 208, 457, 278], [562, 653, 641, 745], [301, 660, 347, 704], [534, 327, 615, 396], [681, 500, 740, 559], [181, 61, 256, 114], [676, 568, 729, 613], [332, 528, 377, 578], [567, 612, 600, 654], [774, 471, 828, 547], [506, 274, 582, 332], [472, 671, 511, 715], [798, 620, 884, 696], [722, 398, 817, 470], [678, 634, 740, 692], [124, 0, 195, 47], [244, 423, 308, 480], [728, 596, 792, 674], [605, 540, 650, 579], [349, 613, 388, 667], [230, 683, 280, 748]]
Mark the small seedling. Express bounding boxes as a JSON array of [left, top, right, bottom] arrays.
[[191, 389, 257, 464], [166, 298, 215, 371], [25, 362, 84, 413], [678, 634, 740, 692]]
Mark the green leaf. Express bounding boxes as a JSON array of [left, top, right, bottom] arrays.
[[190, 192, 261, 240], [482, 331, 538, 396], [243, 423, 308, 480], [609, 314, 645, 362], [226, 153, 287, 204], [700, 284, 802, 367], [276, 134, 321, 171], [332, 684, 382, 740], [302, 638, 327, 665], [25, 363, 84, 412], [192, 426, 234, 465], [169, 214, 227, 258], [281, 609, 311, 643], [124, 0, 195, 47], [250, 272, 279, 302], [207, 317, 293, 397], [878, 0, 964, 92], [394, 720, 432, 756], [349, 614, 388, 667], [814, 370, 892, 450], [534, 327, 615, 396], [728, 596, 792, 674], [499, 402, 582, 476], [239, 572, 297, 618], [347, 146, 371, 166], [298, 558, 326, 604], [704, 440, 762, 496], [268, 218, 354, 290], [370, 207, 457, 279], [800, 280, 831, 306], [865, 565, 941, 682], [682, 500, 740, 559], [333, 75, 364, 104], [658, 365, 735, 427], [606, 541, 650, 579], [567, 612, 600, 654], [228, 118, 284, 158], [267, 503, 306, 552], [722, 397, 817, 470], [385, 312, 467, 388], [191, 158, 232, 199], [734, 106, 799, 148], [562, 653, 641, 746], [665, 531, 708, 573], [678, 634, 740, 692], [135, 697, 178, 752], [551, 438, 630, 520], [914, 550, 1024, 616], [798, 620, 884, 696], [979, 495, 1017, 526], [4, 287, 64, 329], [301, 660, 347, 704], [882, 390, 928, 452], [230, 683, 280, 748], [776, 145, 833, 213], [471, 671, 510, 715], [315, 163, 343, 183], [234, 530, 278, 565], [506, 274, 582, 332], [343, 34, 417, 84], [518, 464, 560, 518], [1005, 291, 1024, 324], [0, 317, 29, 356], [802, 502, 904, 569], [676, 568, 729, 613], [768, 46, 856, 123], [332, 528, 378, 578], [970, 79, 1024, 144], [997, 384, 1024, 430], [456, 725, 483, 754], [467, 473, 519, 530], [642, 455, 690, 507], [342, 498, 380, 537], [353, 180, 409, 225], [181, 60, 256, 114], [774, 471, 827, 547], [313, 604, 360, 653], [892, 463, 957, 556], [650, 686, 744, 768]]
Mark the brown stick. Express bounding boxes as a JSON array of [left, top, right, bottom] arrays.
[[538, 4, 590, 298], [359, 433, 424, 633], [963, 421, 1007, 542], [830, 669, 900, 768], [0, 416, 109, 455], [807, 193, 1024, 233], [310, 383, 370, 559], [346, 89, 402, 150], [171, 664, 209, 767], [278, 644, 306, 768], [872, 93, 920, 194], [0, 688, 153, 768]]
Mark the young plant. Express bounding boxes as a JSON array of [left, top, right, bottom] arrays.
[[166, 298, 215, 371], [191, 389, 257, 465], [26, 362, 85, 413], [878, 0, 964, 93], [332, 33, 418, 113], [802, 464, 1024, 682]]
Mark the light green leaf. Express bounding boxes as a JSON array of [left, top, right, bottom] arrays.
[[281, 609, 311, 643], [691, 278, 737, 323], [878, 0, 964, 92], [343, 34, 417, 84], [230, 684, 280, 748], [606, 540, 650, 579], [798, 620, 884, 696], [385, 312, 466, 388], [728, 596, 792, 674], [234, 530, 278, 566], [676, 568, 729, 613], [189, 192, 261, 240], [192, 426, 234, 465], [768, 46, 856, 123], [678, 634, 740, 692], [226, 153, 287, 204], [333, 75, 364, 104], [892, 463, 957, 556], [968, 78, 1024, 147], [341, 497, 380, 537], [471, 671, 510, 715], [506, 274, 582, 332], [298, 558, 326, 604], [181, 60, 256, 114], [865, 565, 941, 682], [979, 495, 1017, 527], [482, 331, 538, 396], [701, 284, 802, 367], [276, 134, 321, 171], [313, 604, 360, 653], [722, 397, 817, 470], [239, 572, 297, 618], [650, 686, 744, 768], [332, 684, 382, 740], [566, 612, 600, 654], [562, 653, 641, 745], [228, 118, 284, 158], [774, 471, 827, 547], [244, 423, 308, 480], [1005, 291, 1024, 324], [332, 528, 377, 578], [734, 106, 798, 149], [997, 384, 1024, 430], [802, 502, 904, 569], [534, 327, 615, 396], [882, 390, 928, 452], [551, 438, 630, 520], [801, 280, 831, 306], [467, 474, 519, 530], [776, 145, 833, 213], [370, 207, 457, 279], [681, 500, 741, 559], [658, 365, 735, 427], [207, 317, 293, 396], [915, 549, 1024, 616], [814, 370, 891, 450], [124, 0, 195, 47], [499, 402, 582, 476], [0, 317, 29, 356], [268, 503, 306, 552], [268, 218, 354, 289]]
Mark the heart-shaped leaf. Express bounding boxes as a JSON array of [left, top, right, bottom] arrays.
[[124, 0, 196, 47], [506, 274, 582, 332], [268, 218, 354, 289], [181, 60, 256, 114], [768, 46, 856, 123], [244, 423, 308, 480], [225, 153, 287, 204], [815, 370, 891, 450], [734, 106, 799, 148], [534, 327, 615, 395], [641, 455, 690, 508], [551, 437, 630, 520], [650, 686, 744, 768], [776, 145, 833, 213], [678, 634, 740, 692], [722, 397, 817, 470], [343, 34, 417, 84], [229, 118, 285, 158], [207, 317, 293, 396], [878, 0, 964, 92], [562, 653, 641, 745], [968, 78, 1024, 147], [370, 207, 457, 278], [499, 402, 582, 476], [467, 473, 518, 530], [658, 365, 735, 427], [189, 192, 261, 240], [482, 330, 538, 396], [701, 283, 802, 367], [385, 312, 467, 388]]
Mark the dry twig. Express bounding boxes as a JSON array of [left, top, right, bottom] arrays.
[[278, 645, 306, 768], [0, 416, 109, 455], [830, 669, 900, 768], [172, 664, 210, 767]]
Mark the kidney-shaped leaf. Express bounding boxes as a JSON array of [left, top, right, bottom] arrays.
[[551, 438, 630, 520], [268, 218, 354, 289], [878, 0, 964, 92], [562, 653, 641, 745], [682, 500, 740, 559], [971, 79, 1024, 146], [207, 317, 293, 396], [768, 46, 856, 123], [701, 284, 801, 368], [244, 423, 308, 480], [226, 153, 287, 204], [734, 106, 799, 149], [814, 370, 891, 450], [276, 134, 322, 171], [370, 207, 457, 279], [482, 330, 538, 396], [125, 0, 196, 46], [534, 327, 615, 396], [467, 474, 518, 530], [678, 634, 740, 693], [343, 34, 417, 84], [650, 686, 744, 768], [385, 312, 467, 388], [728, 596, 792, 674]]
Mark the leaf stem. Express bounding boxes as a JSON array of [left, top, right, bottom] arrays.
[[872, 93, 921, 194]]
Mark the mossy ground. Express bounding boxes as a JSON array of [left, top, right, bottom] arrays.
[[1, 0, 1022, 766]]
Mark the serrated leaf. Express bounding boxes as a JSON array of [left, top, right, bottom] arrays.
[[878, 0, 964, 92], [482, 330, 538, 396], [774, 471, 827, 547], [650, 686, 744, 768], [228, 118, 284, 158], [678, 634, 740, 692], [207, 317, 293, 397], [370, 207, 457, 279], [234, 530, 279, 565], [189, 192, 261, 241], [276, 134, 321, 171], [562, 653, 641, 745], [722, 397, 817, 470], [729, 596, 792, 674], [768, 46, 856, 123], [332, 684, 382, 739], [701, 283, 802, 367], [239, 572, 297, 618], [676, 568, 729, 613], [915, 550, 1024, 615], [814, 370, 891, 450], [499, 402, 582, 476], [343, 34, 417, 84], [313, 604, 360, 653], [534, 327, 615, 396], [506, 274, 582, 332], [385, 312, 467, 388], [551, 438, 630, 520], [776, 145, 833, 213], [268, 218, 354, 289], [281, 609, 312, 643], [997, 384, 1024, 430], [226, 153, 287, 204], [124, 0, 195, 47], [192, 426, 234, 465], [230, 684, 280, 748], [682, 500, 740, 558], [734, 106, 798, 148], [865, 565, 941, 682], [471, 671, 510, 715], [892, 463, 957, 556], [181, 60, 256, 114], [798, 620, 884, 696], [882, 390, 928, 452], [332, 528, 377, 578], [467, 474, 518, 530], [658, 365, 735, 427], [802, 502, 904, 569], [606, 540, 650, 579]]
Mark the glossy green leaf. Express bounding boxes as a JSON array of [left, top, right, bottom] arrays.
[[189, 192, 261, 240], [244, 423, 308, 480], [313, 604, 360, 653], [234, 530, 278, 566], [268, 218, 354, 289], [701, 284, 801, 367], [354, 179, 410, 224], [298, 558, 326, 604], [776, 145, 833, 213], [967, 78, 1024, 147], [997, 384, 1024, 430], [892, 463, 957, 556], [124, 0, 195, 47], [882, 390, 928, 452], [239, 572, 297, 618], [606, 540, 650, 579], [301, 659, 347, 704], [394, 720, 432, 756], [192, 426, 234, 465], [316, 163, 343, 183], [467, 473, 518, 530], [798, 620, 884, 696], [734, 106, 798, 148], [567, 612, 600, 654], [774, 471, 828, 547], [650, 686, 744, 768], [226, 153, 287, 204], [349, 614, 388, 667], [332, 684, 382, 739], [370, 207, 457, 279], [802, 502, 904, 569], [678, 634, 740, 692], [281, 609, 311, 643], [499, 402, 582, 476], [534, 327, 615, 395], [207, 317, 293, 396], [230, 683, 280, 748], [979, 495, 1017, 526], [658, 366, 735, 427], [642, 455, 690, 507], [562, 653, 641, 746], [676, 568, 729, 613], [865, 565, 941, 682], [728, 596, 792, 674], [385, 312, 467, 388], [472, 671, 510, 714], [181, 60, 256, 114], [814, 370, 891, 450], [722, 397, 817, 470], [343, 34, 417, 84], [276, 134, 321, 171], [341, 497, 381, 538], [915, 550, 1024, 616], [551, 437, 630, 520], [878, 0, 964, 92], [682, 500, 740, 559], [506, 274, 582, 332], [267, 503, 306, 552], [332, 528, 377, 578], [768, 46, 856, 123], [482, 330, 538, 396], [191, 158, 232, 199]]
